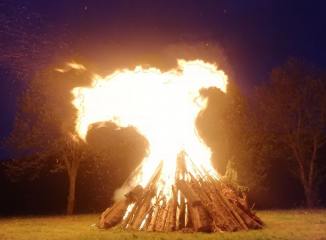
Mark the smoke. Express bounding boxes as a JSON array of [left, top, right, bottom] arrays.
[[112, 164, 143, 202], [113, 185, 132, 202]]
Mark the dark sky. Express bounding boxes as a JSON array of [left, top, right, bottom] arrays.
[[1, 0, 326, 158]]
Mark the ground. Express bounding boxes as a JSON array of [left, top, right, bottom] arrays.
[[0, 210, 325, 240]]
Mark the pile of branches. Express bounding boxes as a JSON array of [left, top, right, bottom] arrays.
[[98, 158, 263, 232]]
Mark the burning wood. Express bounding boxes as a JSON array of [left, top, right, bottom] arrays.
[[66, 59, 263, 232], [99, 157, 263, 232]]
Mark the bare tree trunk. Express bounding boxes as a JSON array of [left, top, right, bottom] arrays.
[[299, 168, 317, 208], [66, 166, 78, 215], [303, 183, 317, 208], [63, 138, 83, 215], [305, 138, 318, 208], [291, 143, 317, 208], [301, 138, 318, 208]]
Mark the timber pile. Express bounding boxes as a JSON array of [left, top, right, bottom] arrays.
[[99, 158, 263, 232]]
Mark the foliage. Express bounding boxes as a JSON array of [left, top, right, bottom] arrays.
[[3, 64, 150, 213], [255, 58, 326, 207], [3, 67, 93, 214]]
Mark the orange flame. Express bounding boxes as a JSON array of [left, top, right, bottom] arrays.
[[69, 59, 227, 199]]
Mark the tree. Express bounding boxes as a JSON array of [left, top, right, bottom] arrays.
[[4, 66, 92, 214], [256, 58, 326, 208]]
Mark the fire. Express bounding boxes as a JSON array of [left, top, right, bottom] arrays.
[[69, 59, 227, 199]]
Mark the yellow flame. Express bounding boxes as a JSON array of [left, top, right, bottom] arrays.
[[67, 62, 86, 70], [122, 203, 135, 221], [55, 62, 86, 73], [69, 59, 227, 199]]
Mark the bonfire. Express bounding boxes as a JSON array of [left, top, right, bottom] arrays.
[[64, 59, 263, 232]]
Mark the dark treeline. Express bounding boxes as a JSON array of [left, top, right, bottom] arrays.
[[1, 58, 326, 216]]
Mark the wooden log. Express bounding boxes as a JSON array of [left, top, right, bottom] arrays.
[[176, 177, 211, 232], [128, 185, 156, 230], [197, 171, 249, 231], [225, 192, 262, 228], [122, 191, 149, 229], [174, 191, 181, 230], [171, 186, 178, 230], [221, 185, 263, 228], [188, 204, 211, 232], [122, 163, 159, 228], [203, 179, 247, 231], [125, 163, 162, 230], [188, 175, 239, 231], [147, 201, 160, 231], [230, 191, 264, 227], [163, 202, 172, 231], [125, 185, 144, 203], [154, 200, 168, 231], [184, 199, 194, 229], [99, 157, 264, 232], [215, 181, 252, 230], [122, 204, 138, 229], [163, 199, 176, 231], [99, 199, 129, 228], [141, 207, 154, 230], [120, 186, 146, 228], [130, 198, 152, 229], [233, 204, 263, 229], [177, 192, 186, 230], [176, 180, 201, 206]]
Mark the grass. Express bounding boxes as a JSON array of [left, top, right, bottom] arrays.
[[0, 210, 326, 240]]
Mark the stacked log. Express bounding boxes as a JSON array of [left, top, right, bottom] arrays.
[[99, 200, 129, 228], [98, 159, 263, 232]]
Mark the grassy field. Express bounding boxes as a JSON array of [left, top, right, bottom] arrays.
[[0, 210, 326, 240]]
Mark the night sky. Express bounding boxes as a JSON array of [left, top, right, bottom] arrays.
[[1, 0, 326, 158]]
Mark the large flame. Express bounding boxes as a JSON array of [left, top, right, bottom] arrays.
[[69, 59, 227, 198]]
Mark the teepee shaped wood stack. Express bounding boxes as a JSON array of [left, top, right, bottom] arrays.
[[98, 156, 263, 232]]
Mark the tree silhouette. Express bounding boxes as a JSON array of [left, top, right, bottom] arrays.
[[256, 58, 326, 207], [4, 67, 91, 214]]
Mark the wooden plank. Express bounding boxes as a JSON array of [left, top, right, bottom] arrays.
[[147, 202, 160, 231], [188, 204, 211, 232], [176, 180, 201, 206], [99, 200, 128, 228], [154, 200, 167, 231]]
